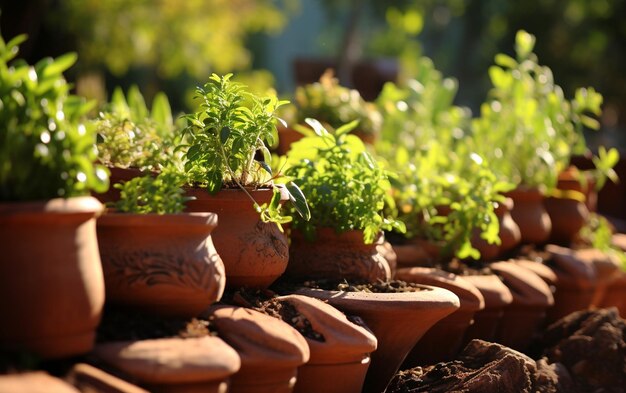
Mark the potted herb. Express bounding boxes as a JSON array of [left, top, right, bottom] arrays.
[[96, 167, 226, 317], [283, 118, 404, 282], [277, 69, 382, 154], [93, 86, 181, 203], [179, 73, 309, 289], [470, 30, 608, 244], [0, 33, 108, 358]]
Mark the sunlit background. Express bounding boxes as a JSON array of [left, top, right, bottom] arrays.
[[0, 0, 624, 148]]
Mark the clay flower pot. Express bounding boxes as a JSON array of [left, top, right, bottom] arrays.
[[273, 295, 378, 393], [505, 187, 552, 245], [544, 192, 589, 246], [295, 285, 459, 393], [207, 305, 310, 393], [395, 267, 485, 366], [287, 228, 392, 282], [93, 166, 152, 205], [471, 198, 521, 260], [462, 274, 513, 344], [276, 126, 305, 156], [598, 272, 626, 318], [67, 363, 148, 393], [0, 372, 80, 393], [185, 188, 289, 289], [390, 238, 441, 268], [544, 244, 597, 322], [97, 212, 226, 317], [490, 261, 554, 351], [93, 336, 240, 393], [0, 196, 105, 359]]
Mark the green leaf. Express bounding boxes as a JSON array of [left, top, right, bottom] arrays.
[[304, 118, 330, 137], [42, 52, 77, 77], [220, 127, 231, 144], [335, 120, 360, 136], [286, 181, 310, 221], [258, 161, 272, 175], [151, 92, 173, 129], [127, 85, 149, 121]]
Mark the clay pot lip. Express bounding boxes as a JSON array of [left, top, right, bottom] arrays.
[[294, 285, 460, 311], [504, 186, 545, 201], [494, 197, 514, 215], [291, 227, 374, 245], [97, 211, 218, 228], [462, 273, 515, 306], [489, 261, 555, 307], [184, 185, 288, 202], [0, 195, 104, 215]]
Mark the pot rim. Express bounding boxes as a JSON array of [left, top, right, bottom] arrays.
[[97, 211, 218, 228], [0, 196, 103, 215]]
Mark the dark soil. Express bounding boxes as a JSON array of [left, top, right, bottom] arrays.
[[221, 288, 325, 342], [96, 306, 215, 343], [386, 340, 569, 393], [530, 308, 626, 392], [288, 279, 429, 293], [437, 258, 493, 276]]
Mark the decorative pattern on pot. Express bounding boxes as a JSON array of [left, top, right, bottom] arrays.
[[395, 267, 485, 366], [93, 336, 241, 393], [287, 228, 392, 282], [97, 212, 225, 317], [185, 188, 289, 289], [295, 285, 459, 393], [462, 274, 514, 345], [490, 261, 554, 351], [505, 187, 552, 245], [271, 295, 378, 393], [0, 196, 105, 359], [207, 305, 310, 393]]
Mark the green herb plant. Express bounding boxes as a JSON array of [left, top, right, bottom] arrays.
[[284, 118, 405, 244], [579, 214, 626, 271], [471, 30, 607, 191], [293, 70, 382, 138], [113, 167, 189, 214], [0, 33, 108, 201], [95, 86, 180, 171], [179, 73, 309, 225]]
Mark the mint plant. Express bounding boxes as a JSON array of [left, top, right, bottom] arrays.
[[179, 73, 309, 225], [0, 33, 108, 200], [285, 118, 404, 244]]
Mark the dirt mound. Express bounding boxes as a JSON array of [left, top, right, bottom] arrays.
[[386, 340, 570, 392], [532, 307, 626, 392]]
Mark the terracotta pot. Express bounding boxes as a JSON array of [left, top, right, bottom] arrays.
[[0, 196, 105, 359], [0, 372, 80, 393], [207, 305, 310, 393], [586, 249, 622, 306], [556, 166, 598, 212], [272, 295, 377, 393], [490, 261, 554, 351], [505, 187, 552, 245], [93, 336, 240, 393], [93, 166, 153, 205], [185, 188, 289, 289], [544, 245, 597, 322], [97, 212, 225, 317], [471, 198, 521, 260], [390, 238, 441, 268], [598, 272, 626, 318], [545, 196, 589, 246], [396, 267, 484, 366], [462, 274, 513, 344], [276, 126, 305, 156], [377, 236, 398, 278], [287, 228, 391, 283], [67, 363, 148, 393], [295, 285, 459, 393]]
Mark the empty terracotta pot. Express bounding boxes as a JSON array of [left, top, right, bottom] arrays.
[[208, 305, 310, 393], [471, 198, 521, 260], [544, 245, 597, 322], [0, 196, 105, 359], [93, 336, 241, 393], [491, 261, 554, 351], [287, 228, 391, 282], [185, 188, 289, 289], [97, 212, 226, 317], [396, 267, 485, 366], [274, 295, 378, 393], [462, 274, 513, 345], [506, 187, 552, 245], [295, 285, 459, 393]]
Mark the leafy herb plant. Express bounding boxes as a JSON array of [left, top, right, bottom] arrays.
[[112, 167, 189, 214], [284, 118, 404, 244], [179, 73, 309, 224], [0, 33, 108, 200]]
